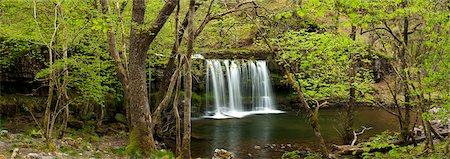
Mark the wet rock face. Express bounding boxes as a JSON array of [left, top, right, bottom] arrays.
[[213, 149, 234, 159], [201, 50, 273, 60], [1, 48, 46, 95]]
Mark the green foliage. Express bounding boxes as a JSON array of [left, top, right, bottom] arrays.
[[126, 129, 143, 157], [192, 92, 203, 107], [281, 150, 301, 159], [359, 131, 398, 148], [281, 150, 322, 159], [150, 149, 175, 159], [1, 0, 449, 158], [0, 95, 46, 112], [115, 113, 127, 124], [111, 147, 127, 156], [25, 129, 42, 138], [275, 30, 374, 102], [359, 133, 450, 159], [304, 152, 322, 159], [0, 38, 45, 70], [357, 131, 398, 157], [362, 146, 414, 159]]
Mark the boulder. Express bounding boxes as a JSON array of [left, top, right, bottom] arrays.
[[0, 129, 8, 137], [213, 149, 234, 159]]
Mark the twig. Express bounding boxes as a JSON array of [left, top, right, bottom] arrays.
[[23, 106, 43, 132], [375, 101, 400, 117], [351, 126, 372, 146], [10, 148, 19, 159]]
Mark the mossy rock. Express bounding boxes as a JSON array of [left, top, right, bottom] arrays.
[[114, 113, 127, 124]]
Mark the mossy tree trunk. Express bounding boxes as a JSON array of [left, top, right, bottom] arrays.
[[101, 0, 178, 154], [44, 47, 56, 150], [127, 0, 156, 153], [127, 0, 178, 155], [182, 0, 195, 158], [40, 2, 60, 150], [399, 1, 412, 143], [58, 40, 70, 139], [173, 1, 182, 156]]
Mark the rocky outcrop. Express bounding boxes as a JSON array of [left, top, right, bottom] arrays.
[[200, 49, 273, 60], [0, 44, 46, 95]]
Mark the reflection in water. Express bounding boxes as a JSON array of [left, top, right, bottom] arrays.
[[192, 107, 399, 158], [257, 113, 272, 157], [228, 120, 239, 155]]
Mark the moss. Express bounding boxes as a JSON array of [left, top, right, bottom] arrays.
[[111, 147, 127, 156], [114, 113, 127, 124], [0, 95, 46, 117], [24, 129, 42, 138], [126, 129, 144, 158], [150, 149, 174, 159], [46, 140, 56, 151]]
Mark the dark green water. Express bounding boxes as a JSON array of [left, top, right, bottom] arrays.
[[191, 107, 399, 158]]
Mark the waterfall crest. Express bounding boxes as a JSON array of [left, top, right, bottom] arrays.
[[205, 59, 283, 119]]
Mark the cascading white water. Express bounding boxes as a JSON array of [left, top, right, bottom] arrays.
[[205, 59, 283, 119]]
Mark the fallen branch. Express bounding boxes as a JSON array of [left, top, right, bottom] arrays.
[[351, 126, 373, 146]]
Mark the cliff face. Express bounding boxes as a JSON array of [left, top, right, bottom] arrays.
[[1, 50, 45, 95]]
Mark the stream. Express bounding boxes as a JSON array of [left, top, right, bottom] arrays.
[[191, 107, 399, 158]]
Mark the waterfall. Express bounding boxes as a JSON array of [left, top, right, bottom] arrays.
[[205, 59, 283, 119]]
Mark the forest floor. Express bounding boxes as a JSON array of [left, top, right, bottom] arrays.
[[0, 116, 129, 159]]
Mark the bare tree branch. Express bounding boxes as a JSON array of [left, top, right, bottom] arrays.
[[351, 126, 372, 146], [407, 23, 422, 34], [195, 0, 256, 38]]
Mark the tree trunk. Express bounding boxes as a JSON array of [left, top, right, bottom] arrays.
[[343, 25, 357, 144], [182, 0, 195, 158], [151, 67, 180, 133], [124, 87, 132, 129], [173, 57, 182, 156], [59, 43, 70, 139], [399, 1, 411, 143], [158, 7, 197, 102], [172, 2, 182, 155], [44, 47, 55, 150], [97, 105, 104, 127], [159, 1, 254, 98], [127, 0, 178, 155], [100, 0, 131, 129], [127, 0, 157, 153], [285, 72, 330, 156]]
